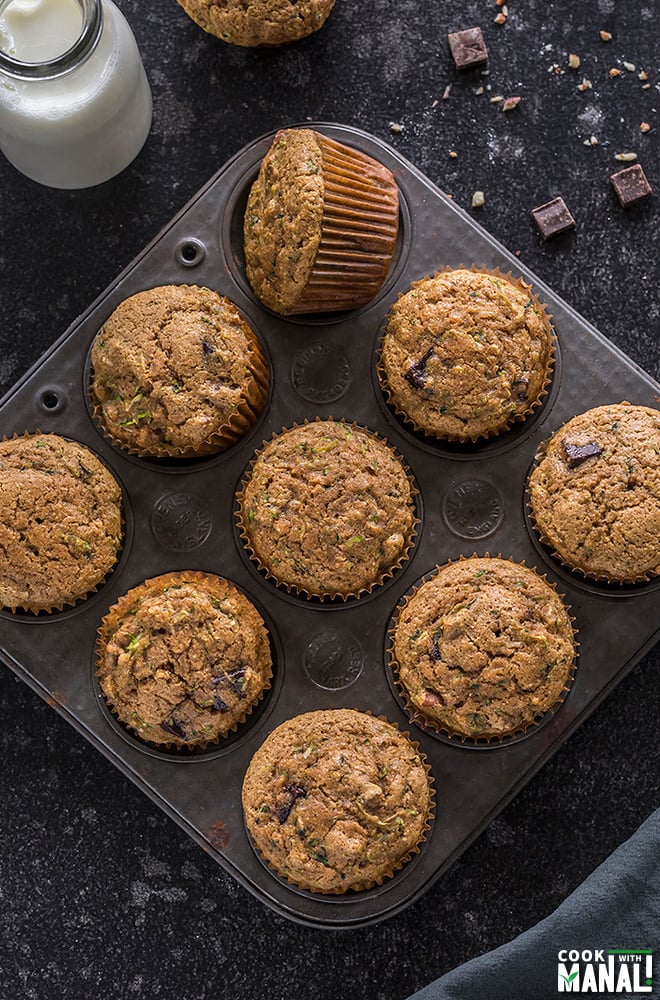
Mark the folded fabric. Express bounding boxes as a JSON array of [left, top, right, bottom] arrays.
[[406, 807, 660, 1000]]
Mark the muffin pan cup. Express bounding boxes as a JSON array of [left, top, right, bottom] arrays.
[[1, 123, 659, 928]]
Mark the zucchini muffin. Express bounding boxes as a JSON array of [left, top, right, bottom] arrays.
[[237, 420, 417, 598], [390, 557, 576, 741], [176, 0, 335, 47], [244, 128, 399, 314], [528, 402, 660, 583], [242, 708, 432, 893], [379, 269, 554, 442], [90, 285, 269, 458], [0, 433, 122, 612], [97, 571, 273, 749]]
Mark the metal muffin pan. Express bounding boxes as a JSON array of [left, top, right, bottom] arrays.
[[1, 123, 659, 928]]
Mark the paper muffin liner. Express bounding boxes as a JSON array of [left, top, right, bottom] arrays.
[[376, 265, 556, 444], [526, 414, 658, 585], [235, 417, 420, 601], [242, 709, 435, 895], [386, 553, 579, 747], [90, 305, 270, 460], [285, 132, 400, 314], [95, 570, 273, 753], [0, 430, 124, 615]]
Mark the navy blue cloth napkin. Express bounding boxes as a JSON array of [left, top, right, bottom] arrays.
[[406, 808, 660, 1000]]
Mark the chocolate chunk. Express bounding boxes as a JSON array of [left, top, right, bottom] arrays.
[[448, 27, 488, 70], [512, 377, 529, 400], [275, 784, 307, 824], [160, 717, 187, 740], [531, 197, 576, 240], [429, 636, 442, 662], [404, 347, 434, 389], [202, 340, 215, 355], [610, 163, 653, 208], [562, 439, 602, 468], [211, 695, 228, 713]]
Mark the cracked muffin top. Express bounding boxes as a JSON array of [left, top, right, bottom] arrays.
[[0, 433, 122, 612], [90, 284, 269, 458], [390, 557, 575, 740], [379, 269, 553, 442], [176, 0, 335, 47], [97, 571, 273, 748], [242, 708, 431, 893], [238, 420, 416, 598], [528, 402, 660, 582]]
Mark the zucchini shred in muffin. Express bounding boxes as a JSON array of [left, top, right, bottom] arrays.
[[0, 432, 123, 613], [243, 128, 399, 314], [388, 556, 577, 742], [236, 419, 418, 599], [378, 267, 554, 442], [241, 708, 433, 893], [96, 571, 273, 749], [528, 402, 660, 583], [90, 284, 269, 458]]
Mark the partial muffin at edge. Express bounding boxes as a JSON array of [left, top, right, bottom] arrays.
[[0, 433, 122, 612], [528, 402, 660, 582], [176, 0, 335, 47]]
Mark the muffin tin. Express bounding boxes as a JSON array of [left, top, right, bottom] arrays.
[[1, 123, 659, 928]]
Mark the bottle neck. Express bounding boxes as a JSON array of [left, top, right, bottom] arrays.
[[0, 0, 103, 80]]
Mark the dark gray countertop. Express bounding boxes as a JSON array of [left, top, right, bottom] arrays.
[[0, 2, 659, 998]]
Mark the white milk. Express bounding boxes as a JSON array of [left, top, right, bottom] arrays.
[[0, 0, 152, 188]]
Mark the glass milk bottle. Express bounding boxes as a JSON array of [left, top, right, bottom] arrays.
[[0, 0, 152, 188]]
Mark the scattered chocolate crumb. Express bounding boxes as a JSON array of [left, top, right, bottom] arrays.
[[448, 27, 489, 69], [531, 197, 576, 239], [562, 440, 602, 468], [610, 163, 653, 207], [472, 190, 485, 208], [599, 30, 612, 41], [568, 53, 580, 69]]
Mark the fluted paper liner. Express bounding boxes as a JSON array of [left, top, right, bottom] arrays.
[[90, 301, 270, 460], [241, 709, 435, 895], [0, 431, 124, 614], [235, 417, 419, 601], [377, 265, 555, 444], [285, 132, 400, 314], [96, 570, 273, 752], [386, 554, 578, 747]]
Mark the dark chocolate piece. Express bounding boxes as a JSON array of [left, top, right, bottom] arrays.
[[429, 636, 441, 662], [610, 163, 653, 208], [404, 347, 434, 388], [448, 27, 488, 70], [275, 784, 307, 824], [531, 197, 576, 240], [562, 439, 602, 468], [160, 717, 187, 740], [512, 377, 529, 400], [210, 695, 229, 713]]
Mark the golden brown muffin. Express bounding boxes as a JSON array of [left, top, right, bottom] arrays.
[[379, 269, 554, 442], [244, 128, 399, 314], [90, 285, 269, 458], [0, 433, 122, 612], [390, 557, 576, 740], [97, 571, 272, 749], [242, 708, 432, 893], [528, 402, 660, 582], [176, 0, 335, 47], [237, 420, 416, 598]]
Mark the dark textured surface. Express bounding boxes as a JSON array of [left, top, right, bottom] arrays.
[[0, 2, 658, 998]]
